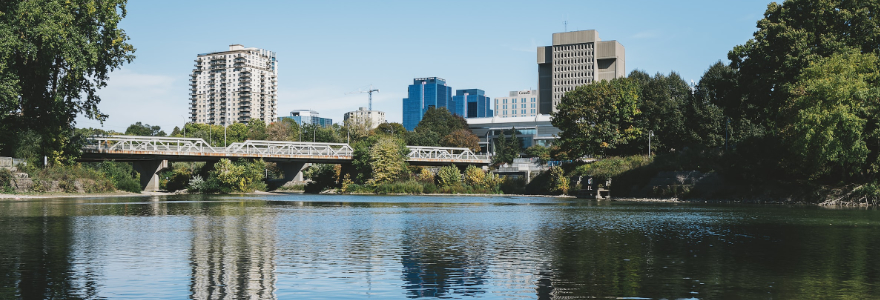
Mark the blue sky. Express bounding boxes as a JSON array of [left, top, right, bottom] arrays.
[[77, 0, 773, 132]]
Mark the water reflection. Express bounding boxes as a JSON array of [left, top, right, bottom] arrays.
[[190, 210, 276, 299], [0, 197, 879, 299]]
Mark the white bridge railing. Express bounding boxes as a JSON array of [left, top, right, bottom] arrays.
[[407, 146, 488, 161], [83, 136, 489, 163]]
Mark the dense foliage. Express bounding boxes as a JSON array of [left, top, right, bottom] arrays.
[[0, 0, 135, 165]]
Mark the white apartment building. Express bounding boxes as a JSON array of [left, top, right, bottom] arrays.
[[344, 107, 385, 129], [494, 90, 538, 118], [190, 44, 277, 125]]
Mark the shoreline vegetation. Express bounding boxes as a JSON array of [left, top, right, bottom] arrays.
[[3, 1, 880, 206]]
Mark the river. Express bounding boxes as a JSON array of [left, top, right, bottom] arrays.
[[1, 194, 878, 299]]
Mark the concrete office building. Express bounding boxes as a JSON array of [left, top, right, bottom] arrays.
[[402, 77, 453, 131], [537, 30, 625, 113], [451, 89, 493, 119], [494, 90, 538, 118], [190, 44, 278, 125], [467, 115, 561, 153], [279, 109, 333, 128], [344, 107, 385, 130]]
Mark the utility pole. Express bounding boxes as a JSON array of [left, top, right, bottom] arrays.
[[648, 130, 653, 157], [346, 85, 380, 110]]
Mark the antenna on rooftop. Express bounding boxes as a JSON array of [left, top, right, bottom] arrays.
[[346, 84, 380, 110]]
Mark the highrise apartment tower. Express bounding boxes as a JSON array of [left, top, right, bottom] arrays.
[[190, 44, 278, 125], [537, 30, 625, 113]]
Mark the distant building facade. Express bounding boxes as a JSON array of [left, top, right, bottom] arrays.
[[451, 89, 493, 118], [278, 109, 333, 128], [344, 107, 385, 130], [467, 114, 560, 153], [538, 30, 625, 113], [494, 90, 538, 118], [402, 77, 452, 131], [190, 44, 278, 125]]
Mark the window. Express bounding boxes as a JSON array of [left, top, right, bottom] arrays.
[[503, 99, 507, 104], [531, 109, 536, 114], [531, 103, 536, 108], [532, 98, 536, 102], [521, 98, 526, 102], [512, 98, 517, 103], [521, 109, 526, 114]]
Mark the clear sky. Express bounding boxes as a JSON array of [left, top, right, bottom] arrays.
[[77, 0, 774, 133]]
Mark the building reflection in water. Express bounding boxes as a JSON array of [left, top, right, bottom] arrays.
[[189, 207, 277, 300]]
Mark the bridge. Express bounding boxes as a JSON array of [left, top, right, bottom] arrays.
[[80, 135, 490, 191]]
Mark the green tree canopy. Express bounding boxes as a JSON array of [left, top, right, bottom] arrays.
[[0, 0, 136, 164], [552, 77, 642, 158], [247, 119, 268, 140], [782, 50, 880, 181], [728, 0, 880, 131], [369, 136, 408, 184], [414, 107, 468, 137], [125, 122, 165, 136]]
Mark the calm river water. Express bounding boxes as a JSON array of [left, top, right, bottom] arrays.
[[1, 194, 879, 299]]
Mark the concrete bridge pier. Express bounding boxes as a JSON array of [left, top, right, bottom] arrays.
[[278, 162, 307, 185], [133, 160, 168, 192]]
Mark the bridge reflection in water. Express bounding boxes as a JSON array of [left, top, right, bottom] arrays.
[[80, 135, 490, 191]]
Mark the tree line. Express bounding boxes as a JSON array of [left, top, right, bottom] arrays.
[[553, 0, 880, 186]]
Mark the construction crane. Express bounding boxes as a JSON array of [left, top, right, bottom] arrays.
[[346, 84, 379, 110]]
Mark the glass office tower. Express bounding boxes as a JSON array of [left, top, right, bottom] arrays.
[[402, 77, 452, 131], [451, 89, 493, 118]]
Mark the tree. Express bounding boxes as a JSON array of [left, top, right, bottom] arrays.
[[405, 130, 441, 147], [0, 0, 136, 164], [369, 136, 408, 184], [373, 122, 406, 139], [463, 165, 486, 187], [343, 118, 372, 143], [626, 70, 691, 154], [441, 129, 481, 152], [247, 119, 267, 140], [125, 122, 165, 136], [525, 145, 550, 163], [414, 107, 468, 137], [728, 0, 880, 132], [492, 128, 521, 166], [225, 123, 248, 144], [266, 120, 297, 141], [781, 50, 880, 180], [552, 78, 642, 157]]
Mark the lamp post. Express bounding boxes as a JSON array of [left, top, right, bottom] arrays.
[[648, 130, 653, 157]]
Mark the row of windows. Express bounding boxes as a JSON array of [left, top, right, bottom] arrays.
[[497, 103, 538, 110], [556, 71, 593, 79], [495, 97, 537, 104]]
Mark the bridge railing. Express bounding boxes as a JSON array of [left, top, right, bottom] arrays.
[[407, 146, 489, 161], [83, 136, 487, 162], [226, 140, 353, 157], [84, 135, 221, 153]]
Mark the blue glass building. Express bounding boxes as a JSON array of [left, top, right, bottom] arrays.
[[277, 109, 333, 128], [451, 89, 493, 118], [402, 77, 452, 131]]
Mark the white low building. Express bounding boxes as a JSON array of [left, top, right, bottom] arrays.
[[467, 114, 560, 153], [343, 107, 385, 129]]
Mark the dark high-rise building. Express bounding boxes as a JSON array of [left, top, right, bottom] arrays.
[[402, 77, 452, 131], [451, 89, 493, 118]]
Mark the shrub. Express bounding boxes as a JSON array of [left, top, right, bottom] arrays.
[[549, 166, 570, 195], [0, 168, 13, 193], [417, 168, 435, 182], [437, 165, 461, 187], [464, 165, 486, 187], [206, 159, 267, 193], [95, 161, 140, 193]]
